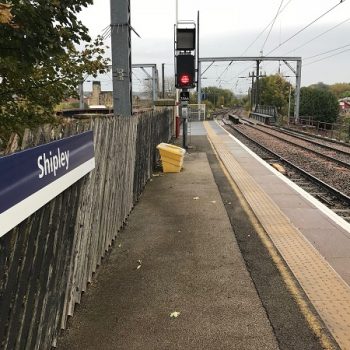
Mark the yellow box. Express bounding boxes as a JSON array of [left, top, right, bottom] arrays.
[[156, 143, 186, 173]]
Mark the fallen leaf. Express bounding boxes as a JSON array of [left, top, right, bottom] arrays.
[[193, 196, 199, 200], [136, 259, 142, 270], [210, 200, 216, 204], [170, 311, 180, 318], [118, 243, 122, 248]]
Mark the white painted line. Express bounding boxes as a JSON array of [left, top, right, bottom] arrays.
[[216, 120, 350, 234], [0, 158, 95, 238]]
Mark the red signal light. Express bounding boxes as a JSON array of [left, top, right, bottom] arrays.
[[179, 73, 191, 86]]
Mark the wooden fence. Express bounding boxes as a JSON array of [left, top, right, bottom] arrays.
[[0, 109, 173, 349]]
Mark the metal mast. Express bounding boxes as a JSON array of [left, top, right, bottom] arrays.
[[110, 0, 132, 117]]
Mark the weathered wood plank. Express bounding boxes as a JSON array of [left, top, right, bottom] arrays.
[[0, 109, 174, 349]]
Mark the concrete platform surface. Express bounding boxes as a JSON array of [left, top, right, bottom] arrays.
[[57, 151, 279, 349]]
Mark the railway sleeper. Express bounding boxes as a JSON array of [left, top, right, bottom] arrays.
[[315, 195, 334, 207]]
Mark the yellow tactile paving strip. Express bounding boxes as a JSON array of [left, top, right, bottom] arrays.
[[204, 121, 350, 349]]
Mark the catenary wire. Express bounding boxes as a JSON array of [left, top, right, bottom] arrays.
[[304, 47, 350, 66], [266, 0, 346, 55], [284, 16, 350, 54], [231, 0, 293, 93], [240, 0, 293, 56], [261, 0, 285, 54], [304, 43, 350, 60]]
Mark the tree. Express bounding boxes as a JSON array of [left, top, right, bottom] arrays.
[[299, 87, 339, 123], [309, 82, 329, 91], [0, 1, 109, 141], [201, 87, 237, 108], [257, 74, 292, 114], [0, 3, 17, 27], [328, 83, 350, 99]]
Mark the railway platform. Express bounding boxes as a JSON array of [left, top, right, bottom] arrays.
[[58, 120, 350, 350]]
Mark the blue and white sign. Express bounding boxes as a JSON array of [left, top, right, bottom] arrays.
[[0, 131, 95, 237]]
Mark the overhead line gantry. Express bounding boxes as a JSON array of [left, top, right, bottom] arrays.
[[197, 56, 302, 121]]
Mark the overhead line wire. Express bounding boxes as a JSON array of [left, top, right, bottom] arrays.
[[304, 47, 350, 66], [266, 0, 346, 55], [284, 16, 350, 54], [240, 0, 293, 56], [261, 0, 285, 54], [231, 0, 293, 92], [216, 61, 233, 82], [304, 43, 350, 60]]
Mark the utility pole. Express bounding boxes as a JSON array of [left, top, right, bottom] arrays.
[[288, 84, 292, 123], [294, 60, 302, 123], [110, 0, 132, 117], [256, 60, 261, 108], [79, 82, 84, 109], [162, 63, 165, 98], [197, 10, 200, 121], [249, 71, 256, 108]]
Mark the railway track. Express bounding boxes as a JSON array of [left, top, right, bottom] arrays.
[[254, 124, 350, 165], [274, 126, 350, 154], [221, 118, 350, 223]]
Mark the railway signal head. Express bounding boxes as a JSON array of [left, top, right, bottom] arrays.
[[176, 54, 195, 89]]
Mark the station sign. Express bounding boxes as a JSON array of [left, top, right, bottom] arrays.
[[0, 131, 95, 237]]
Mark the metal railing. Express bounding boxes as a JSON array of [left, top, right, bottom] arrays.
[[287, 116, 350, 143]]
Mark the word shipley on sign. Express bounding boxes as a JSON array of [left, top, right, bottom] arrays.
[[0, 131, 95, 238], [38, 148, 70, 178]]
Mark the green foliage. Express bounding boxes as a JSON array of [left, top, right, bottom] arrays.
[[329, 83, 350, 99], [299, 87, 339, 123], [0, 0, 109, 143], [201, 87, 238, 108], [309, 82, 330, 91], [308, 82, 350, 99], [257, 74, 292, 114]]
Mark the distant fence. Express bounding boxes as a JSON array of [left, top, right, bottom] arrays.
[[255, 105, 278, 117], [288, 116, 350, 143], [0, 108, 173, 349]]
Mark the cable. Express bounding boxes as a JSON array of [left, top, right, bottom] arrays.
[[240, 0, 293, 56], [304, 43, 350, 60], [216, 61, 233, 82], [227, 0, 294, 89], [266, 0, 346, 55], [261, 0, 285, 54], [132, 71, 143, 84], [101, 25, 111, 40], [303, 42, 350, 59], [284, 16, 350, 54], [304, 47, 350, 66]]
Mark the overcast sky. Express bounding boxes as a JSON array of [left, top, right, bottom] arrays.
[[79, 0, 350, 94]]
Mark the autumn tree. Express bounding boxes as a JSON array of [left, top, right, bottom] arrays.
[[308, 82, 350, 99], [257, 74, 292, 114], [201, 87, 238, 108], [0, 0, 109, 141], [329, 83, 350, 99]]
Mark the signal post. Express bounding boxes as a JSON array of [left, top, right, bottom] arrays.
[[175, 25, 196, 149]]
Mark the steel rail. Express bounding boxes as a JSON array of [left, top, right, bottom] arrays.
[[246, 123, 350, 169], [222, 120, 350, 206], [264, 125, 350, 156], [280, 126, 350, 148]]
